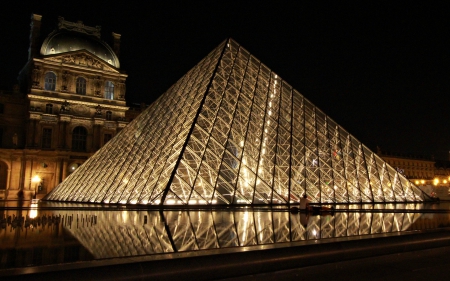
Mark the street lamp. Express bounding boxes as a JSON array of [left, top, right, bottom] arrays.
[[32, 175, 41, 199]]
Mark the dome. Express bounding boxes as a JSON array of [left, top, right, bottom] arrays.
[[40, 29, 120, 68]]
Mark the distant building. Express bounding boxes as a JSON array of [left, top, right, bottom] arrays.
[[0, 14, 129, 199], [377, 147, 450, 199]]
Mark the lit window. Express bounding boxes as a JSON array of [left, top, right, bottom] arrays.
[[42, 128, 52, 148], [72, 126, 87, 152], [45, 104, 53, 114], [44, 72, 56, 91], [105, 81, 114, 100], [106, 111, 112, 121], [76, 77, 86, 95]]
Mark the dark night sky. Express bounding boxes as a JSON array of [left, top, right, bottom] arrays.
[[1, 1, 449, 160]]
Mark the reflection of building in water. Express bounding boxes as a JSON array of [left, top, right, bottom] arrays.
[[0, 206, 94, 268], [410, 212, 450, 230], [47, 39, 424, 206], [0, 204, 429, 269], [0, 14, 129, 200]]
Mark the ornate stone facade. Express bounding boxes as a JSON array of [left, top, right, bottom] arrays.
[[0, 14, 129, 200]]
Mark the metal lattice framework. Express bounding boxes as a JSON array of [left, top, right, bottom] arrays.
[[45, 39, 424, 205]]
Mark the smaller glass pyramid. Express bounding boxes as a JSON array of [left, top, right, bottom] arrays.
[[45, 39, 424, 205]]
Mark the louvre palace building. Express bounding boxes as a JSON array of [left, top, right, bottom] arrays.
[[0, 14, 128, 199]]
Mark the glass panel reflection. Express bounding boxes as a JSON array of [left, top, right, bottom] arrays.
[[2, 202, 450, 271]]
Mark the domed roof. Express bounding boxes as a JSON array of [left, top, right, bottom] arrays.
[[40, 20, 120, 68]]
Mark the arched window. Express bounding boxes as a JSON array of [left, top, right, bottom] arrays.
[[72, 126, 87, 152], [45, 104, 53, 114], [44, 72, 56, 91], [104, 81, 114, 100], [106, 111, 112, 120], [76, 77, 86, 95]]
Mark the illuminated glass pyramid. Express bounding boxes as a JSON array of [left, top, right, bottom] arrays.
[[45, 39, 424, 205]]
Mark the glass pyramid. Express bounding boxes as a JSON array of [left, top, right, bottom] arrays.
[[45, 39, 424, 205]]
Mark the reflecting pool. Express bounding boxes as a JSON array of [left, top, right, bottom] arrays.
[[1, 201, 450, 271]]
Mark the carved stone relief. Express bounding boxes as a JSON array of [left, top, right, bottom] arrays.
[[71, 104, 90, 116], [47, 54, 115, 71], [32, 66, 41, 88], [117, 82, 126, 99], [61, 71, 72, 92], [93, 76, 102, 97]]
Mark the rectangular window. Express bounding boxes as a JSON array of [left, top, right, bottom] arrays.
[[104, 81, 114, 100], [104, 133, 112, 145], [45, 104, 53, 114], [42, 128, 52, 148]]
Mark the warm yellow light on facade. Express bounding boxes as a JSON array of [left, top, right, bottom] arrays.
[[421, 180, 425, 184], [444, 180, 448, 184], [415, 180, 419, 185]]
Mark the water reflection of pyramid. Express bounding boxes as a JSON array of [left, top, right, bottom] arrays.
[[46, 39, 424, 205]]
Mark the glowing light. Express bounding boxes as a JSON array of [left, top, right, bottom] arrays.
[[421, 180, 425, 184], [32, 175, 41, 183], [334, 185, 337, 190], [29, 205, 38, 219], [189, 199, 197, 204], [444, 180, 448, 184], [166, 199, 175, 204], [415, 180, 419, 185], [240, 140, 244, 147]]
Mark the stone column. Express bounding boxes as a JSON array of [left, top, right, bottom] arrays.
[[62, 160, 68, 181], [54, 158, 62, 187]]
